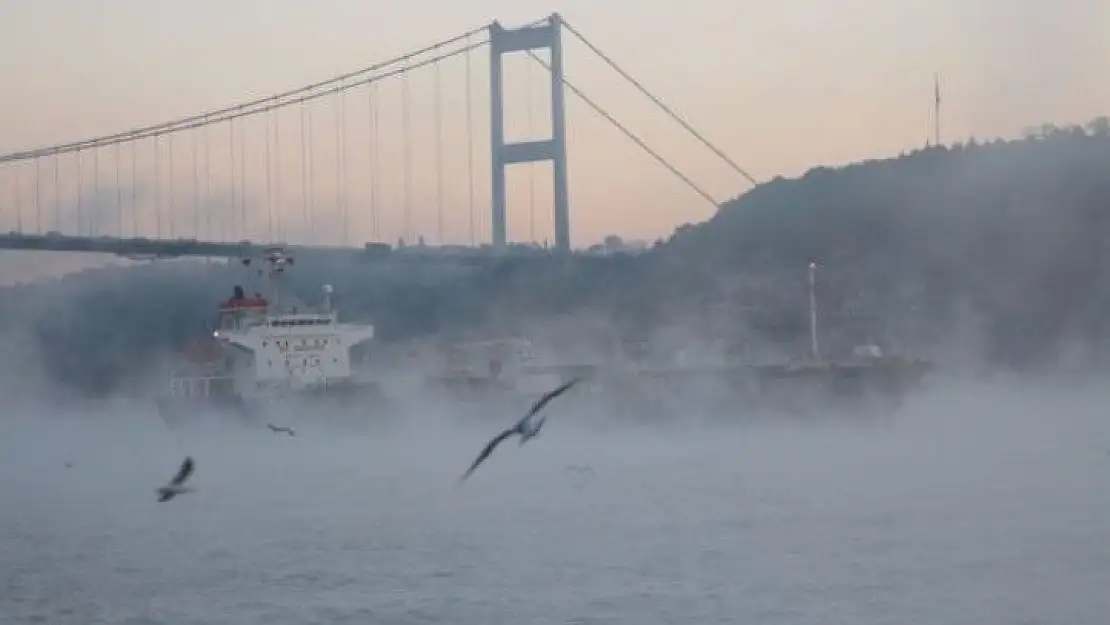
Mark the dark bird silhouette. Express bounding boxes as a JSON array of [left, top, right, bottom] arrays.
[[156, 456, 196, 502], [458, 377, 581, 483], [564, 464, 594, 474], [267, 423, 295, 436]]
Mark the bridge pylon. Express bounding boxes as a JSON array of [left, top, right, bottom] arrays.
[[488, 13, 570, 252]]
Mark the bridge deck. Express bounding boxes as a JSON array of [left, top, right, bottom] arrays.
[[0, 232, 641, 266]]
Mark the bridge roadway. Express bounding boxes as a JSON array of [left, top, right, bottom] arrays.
[[0, 231, 643, 268]]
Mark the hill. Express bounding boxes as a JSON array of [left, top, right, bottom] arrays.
[[654, 118, 1110, 367]]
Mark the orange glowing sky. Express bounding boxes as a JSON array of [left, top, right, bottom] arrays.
[[0, 0, 1106, 251]]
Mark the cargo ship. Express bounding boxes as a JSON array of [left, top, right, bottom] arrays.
[[604, 261, 933, 420], [155, 247, 380, 428], [414, 261, 932, 422]]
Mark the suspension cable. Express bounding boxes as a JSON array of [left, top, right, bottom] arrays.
[[116, 143, 123, 236], [272, 105, 281, 240], [465, 32, 476, 246], [34, 157, 41, 233], [76, 149, 83, 234], [130, 141, 137, 236], [401, 59, 412, 244], [12, 166, 22, 233], [306, 99, 315, 241], [561, 19, 758, 187], [0, 27, 491, 163], [300, 100, 309, 239], [368, 81, 379, 241], [203, 119, 212, 240], [265, 104, 273, 240], [168, 133, 175, 237], [526, 51, 719, 208], [93, 147, 100, 235], [0, 32, 486, 253], [526, 54, 536, 243], [237, 112, 246, 238], [336, 86, 347, 246], [53, 153, 61, 232], [151, 137, 160, 237], [434, 59, 444, 245], [227, 117, 236, 240]]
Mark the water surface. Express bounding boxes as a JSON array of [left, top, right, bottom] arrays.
[[2, 381, 1108, 624]]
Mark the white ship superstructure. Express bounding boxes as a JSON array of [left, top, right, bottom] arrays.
[[164, 248, 375, 404]]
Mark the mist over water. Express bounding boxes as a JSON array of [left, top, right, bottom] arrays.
[[2, 376, 1109, 624]]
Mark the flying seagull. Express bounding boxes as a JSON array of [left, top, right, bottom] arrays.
[[565, 464, 594, 474], [156, 456, 196, 502], [267, 423, 295, 436], [458, 377, 581, 483]]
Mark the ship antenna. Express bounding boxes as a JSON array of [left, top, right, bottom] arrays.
[[264, 247, 292, 314], [273, 259, 281, 313]]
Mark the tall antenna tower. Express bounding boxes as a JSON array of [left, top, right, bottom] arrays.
[[933, 72, 942, 147]]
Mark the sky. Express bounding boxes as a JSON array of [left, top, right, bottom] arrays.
[[0, 0, 1107, 257]]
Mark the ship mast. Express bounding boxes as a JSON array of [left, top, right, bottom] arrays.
[[808, 260, 820, 361], [263, 247, 294, 314]]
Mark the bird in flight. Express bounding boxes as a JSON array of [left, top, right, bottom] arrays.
[[267, 423, 295, 436], [458, 377, 582, 483], [156, 456, 196, 502]]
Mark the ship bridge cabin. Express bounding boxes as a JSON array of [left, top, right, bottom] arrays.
[[162, 253, 377, 405], [210, 284, 374, 393]]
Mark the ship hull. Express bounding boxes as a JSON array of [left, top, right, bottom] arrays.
[[623, 361, 930, 420], [155, 379, 399, 432], [409, 360, 932, 424]]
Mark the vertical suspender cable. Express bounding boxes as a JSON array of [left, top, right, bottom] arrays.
[[435, 60, 444, 245], [368, 82, 378, 241], [34, 157, 41, 233], [130, 141, 137, 236], [465, 33, 475, 246], [53, 152, 61, 233], [337, 85, 347, 246], [401, 61, 412, 244], [265, 103, 273, 241], [167, 133, 174, 238], [300, 101, 309, 241], [93, 147, 100, 235], [76, 149, 83, 234], [115, 143, 123, 236]]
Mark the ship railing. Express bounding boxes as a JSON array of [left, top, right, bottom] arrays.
[[167, 375, 235, 399], [215, 307, 267, 332]]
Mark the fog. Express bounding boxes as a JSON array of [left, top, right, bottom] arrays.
[[9, 122, 1110, 401], [3, 0, 1110, 618], [2, 373, 1109, 623], [0, 98, 1108, 625]]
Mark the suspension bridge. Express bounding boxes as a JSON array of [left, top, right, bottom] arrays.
[[0, 14, 755, 264]]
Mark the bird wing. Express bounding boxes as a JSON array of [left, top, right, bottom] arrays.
[[170, 456, 194, 486], [516, 377, 581, 428], [459, 428, 516, 483]]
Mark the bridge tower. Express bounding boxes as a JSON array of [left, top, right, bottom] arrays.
[[488, 13, 570, 252]]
